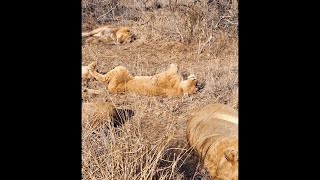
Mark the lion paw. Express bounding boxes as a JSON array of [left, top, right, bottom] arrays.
[[88, 62, 97, 71]]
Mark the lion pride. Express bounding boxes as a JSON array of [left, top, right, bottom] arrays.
[[186, 103, 238, 180]]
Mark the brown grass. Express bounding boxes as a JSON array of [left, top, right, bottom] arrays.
[[82, 0, 238, 179]]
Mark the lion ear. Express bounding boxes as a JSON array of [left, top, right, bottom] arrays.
[[224, 149, 238, 162]]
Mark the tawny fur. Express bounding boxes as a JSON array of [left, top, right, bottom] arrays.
[[82, 25, 135, 44], [186, 103, 238, 180], [82, 102, 117, 131], [82, 65, 94, 80], [82, 88, 105, 95], [82, 102, 134, 131], [87, 62, 199, 97]]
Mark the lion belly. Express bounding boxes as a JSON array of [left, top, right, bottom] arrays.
[[114, 76, 181, 96]]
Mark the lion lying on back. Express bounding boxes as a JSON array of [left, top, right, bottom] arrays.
[[187, 103, 238, 180], [82, 25, 136, 44], [87, 62, 201, 97]]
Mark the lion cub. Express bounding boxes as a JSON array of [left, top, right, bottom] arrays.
[[82, 25, 136, 44]]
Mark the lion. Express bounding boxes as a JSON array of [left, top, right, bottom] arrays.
[[82, 65, 95, 87], [87, 62, 201, 97], [82, 65, 93, 80], [82, 25, 136, 44], [186, 103, 238, 180], [82, 101, 134, 131]]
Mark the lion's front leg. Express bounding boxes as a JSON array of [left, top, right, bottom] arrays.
[[151, 64, 179, 85], [109, 32, 119, 44], [115, 34, 124, 44]]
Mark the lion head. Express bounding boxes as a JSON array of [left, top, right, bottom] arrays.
[[116, 27, 136, 44], [180, 74, 201, 96]]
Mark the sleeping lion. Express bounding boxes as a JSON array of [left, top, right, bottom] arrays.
[[82, 101, 134, 130], [187, 103, 238, 180], [87, 62, 201, 97], [82, 25, 136, 44]]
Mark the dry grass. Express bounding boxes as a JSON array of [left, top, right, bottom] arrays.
[[82, 0, 238, 179]]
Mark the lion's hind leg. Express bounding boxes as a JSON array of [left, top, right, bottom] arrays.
[[88, 63, 133, 93], [106, 66, 133, 93], [87, 62, 110, 83]]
